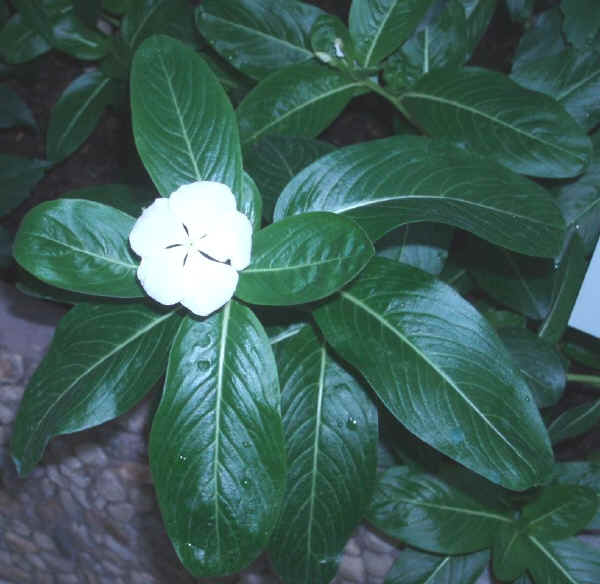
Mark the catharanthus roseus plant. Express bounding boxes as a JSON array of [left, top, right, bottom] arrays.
[[7, 1, 600, 583]]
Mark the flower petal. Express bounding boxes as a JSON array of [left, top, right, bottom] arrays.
[[199, 210, 253, 270], [180, 252, 239, 316], [169, 181, 236, 239], [129, 198, 187, 257], [137, 247, 187, 305]]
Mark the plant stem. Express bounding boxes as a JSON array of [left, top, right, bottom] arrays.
[[359, 77, 412, 120], [567, 373, 600, 387]]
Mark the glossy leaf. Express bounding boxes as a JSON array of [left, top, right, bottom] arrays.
[[551, 462, 600, 529], [149, 303, 286, 577], [0, 155, 49, 216], [131, 35, 243, 196], [460, 0, 497, 56], [492, 522, 536, 581], [402, 67, 592, 178], [11, 302, 180, 476], [512, 7, 565, 68], [313, 258, 554, 490], [60, 183, 153, 217], [498, 328, 566, 408], [396, 0, 469, 86], [13, 0, 108, 60], [474, 300, 527, 330], [47, 70, 117, 163], [237, 64, 365, 144], [368, 466, 511, 553], [511, 49, 600, 131], [376, 223, 453, 275], [311, 13, 357, 70], [240, 171, 262, 231], [195, 0, 323, 80], [548, 398, 600, 445], [0, 84, 36, 130], [269, 326, 378, 584], [0, 13, 50, 64], [385, 548, 489, 584], [243, 135, 335, 220], [274, 136, 566, 257], [521, 485, 598, 540], [13, 199, 143, 298], [441, 259, 474, 295], [538, 233, 587, 344], [121, 0, 196, 51], [562, 330, 600, 369], [528, 536, 600, 584], [236, 212, 374, 306], [467, 240, 555, 320], [561, 0, 600, 49], [349, 0, 434, 67], [555, 131, 600, 255]]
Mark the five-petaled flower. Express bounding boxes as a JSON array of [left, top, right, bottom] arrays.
[[129, 181, 252, 316]]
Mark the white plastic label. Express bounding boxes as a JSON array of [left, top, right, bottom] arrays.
[[569, 238, 600, 339]]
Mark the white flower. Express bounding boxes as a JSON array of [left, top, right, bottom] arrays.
[[129, 181, 252, 316]]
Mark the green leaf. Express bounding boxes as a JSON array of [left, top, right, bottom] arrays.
[[538, 233, 587, 344], [368, 466, 511, 553], [243, 135, 334, 221], [511, 49, 600, 131], [562, 330, 600, 369], [0, 84, 36, 130], [551, 461, 600, 529], [512, 7, 565, 68], [60, 183, 153, 217], [555, 131, 600, 255], [528, 536, 600, 584], [467, 240, 555, 320], [402, 67, 592, 178], [13, 199, 143, 298], [103, 0, 130, 15], [236, 212, 374, 306], [73, 0, 102, 28], [440, 258, 474, 295], [121, 0, 196, 52], [521, 485, 598, 540], [236, 64, 366, 144], [349, 0, 435, 67], [394, 0, 469, 86], [561, 0, 600, 49], [474, 300, 527, 329], [149, 302, 286, 577], [195, 0, 323, 80], [498, 328, 566, 408], [239, 171, 262, 231], [548, 398, 600, 445], [131, 35, 243, 197], [313, 258, 554, 490], [376, 222, 453, 275], [47, 70, 117, 163], [460, 0, 497, 56], [385, 548, 489, 584], [506, 0, 533, 22], [13, 0, 109, 60], [274, 136, 566, 257], [492, 522, 536, 581], [0, 155, 49, 216], [269, 326, 378, 584], [0, 13, 50, 64], [11, 302, 180, 476]]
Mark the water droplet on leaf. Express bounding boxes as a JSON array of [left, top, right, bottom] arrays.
[[346, 417, 358, 430]]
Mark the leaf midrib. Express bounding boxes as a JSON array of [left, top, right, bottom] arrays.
[[341, 290, 536, 475], [402, 91, 585, 161], [24, 310, 175, 459], [241, 79, 363, 143], [363, 0, 398, 67], [549, 398, 600, 441], [245, 253, 363, 274], [395, 496, 511, 523], [529, 536, 579, 584]]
